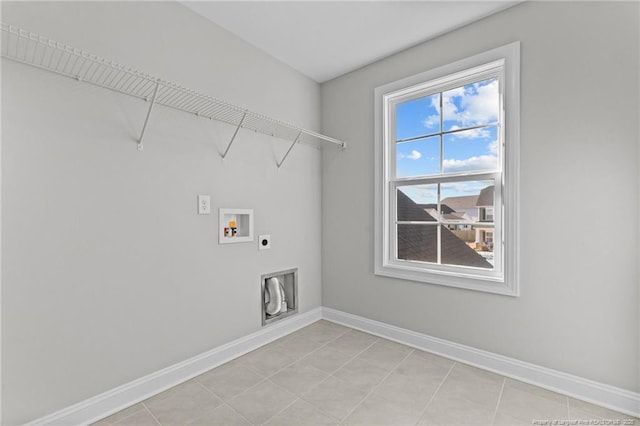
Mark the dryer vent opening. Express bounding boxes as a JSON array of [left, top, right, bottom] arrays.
[[261, 268, 298, 326]]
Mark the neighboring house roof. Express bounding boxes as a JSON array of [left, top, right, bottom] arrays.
[[397, 190, 492, 269], [476, 185, 494, 207], [418, 203, 455, 214], [443, 213, 466, 221], [440, 195, 478, 211]]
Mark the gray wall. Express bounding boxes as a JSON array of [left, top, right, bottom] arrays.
[[1, 2, 323, 424], [321, 1, 639, 393]]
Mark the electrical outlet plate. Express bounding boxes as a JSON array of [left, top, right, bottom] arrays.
[[198, 195, 211, 214], [259, 235, 271, 250]]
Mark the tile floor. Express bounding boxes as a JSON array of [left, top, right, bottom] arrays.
[[95, 320, 638, 425]]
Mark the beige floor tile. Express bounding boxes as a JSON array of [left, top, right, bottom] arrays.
[[568, 398, 639, 421], [270, 333, 326, 359], [196, 363, 264, 401], [412, 350, 457, 366], [354, 340, 412, 371], [326, 330, 378, 357], [503, 379, 567, 404], [394, 351, 454, 380], [111, 408, 159, 426], [373, 350, 451, 412], [269, 362, 329, 395], [305, 319, 351, 334], [234, 344, 299, 377], [436, 363, 504, 407], [373, 337, 413, 350], [144, 380, 222, 425], [373, 370, 441, 413], [418, 392, 496, 425], [301, 375, 368, 421], [188, 404, 251, 426], [265, 399, 339, 425], [297, 345, 354, 373], [313, 319, 350, 330], [94, 325, 640, 426], [226, 380, 297, 425], [292, 321, 350, 345], [332, 357, 390, 392], [342, 393, 423, 426], [92, 403, 147, 425], [495, 379, 568, 423], [492, 411, 531, 425]]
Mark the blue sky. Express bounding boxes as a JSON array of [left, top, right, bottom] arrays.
[[396, 78, 499, 203]]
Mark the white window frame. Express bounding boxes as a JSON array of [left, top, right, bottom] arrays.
[[374, 42, 520, 296]]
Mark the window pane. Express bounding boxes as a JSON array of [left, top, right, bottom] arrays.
[[481, 207, 494, 223], [395, 93, 440, 140], [397, 224, 437, 263], [443, 125, 498, 173], [396, 136, 440, 178], [440, 181, 494, 223], [397, 186, 439, 222], [441, 225, 494, 269], [442, 78, 499, 132]]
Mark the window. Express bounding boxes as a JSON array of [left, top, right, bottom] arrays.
[[485, 231, 494, 245], [482, 207, 494, 222], [374, 43, 519, 295]]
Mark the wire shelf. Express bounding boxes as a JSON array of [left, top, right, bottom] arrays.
[[1, 23, 346, 164]]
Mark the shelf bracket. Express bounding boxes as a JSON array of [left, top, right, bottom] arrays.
[[222, 111, 248, 159], [277, 131, 303, 169], [138, 80, 160, 151]]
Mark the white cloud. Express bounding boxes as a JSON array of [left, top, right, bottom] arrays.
[[449, 126, 490, 139], [461, 80, 499, 123], [421, 114, 439, 129], [443, 79, 499, 127], [443, 155, 497, 172], [398, 150, 422, 160], [488, 139, 498, 155], [420, 79, 499, 133]]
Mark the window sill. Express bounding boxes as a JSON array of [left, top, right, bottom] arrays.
[[374, 262, 518, 296]]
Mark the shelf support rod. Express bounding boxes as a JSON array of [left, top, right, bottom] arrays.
[[138, 80, 160, 151], [277, 131, 303, 169], [222, 111, 247, 159]]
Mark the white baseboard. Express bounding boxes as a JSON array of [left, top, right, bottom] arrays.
[[321, 307, 640, 418], [27, 308, 322, 426], [25, 306, 639, 425]]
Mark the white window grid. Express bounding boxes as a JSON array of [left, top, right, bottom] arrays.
[[374, 41, 520, 296], [384, 63, 505, 281]]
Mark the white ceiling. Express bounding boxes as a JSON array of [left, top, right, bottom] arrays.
[[183, 1, 519, 83]]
